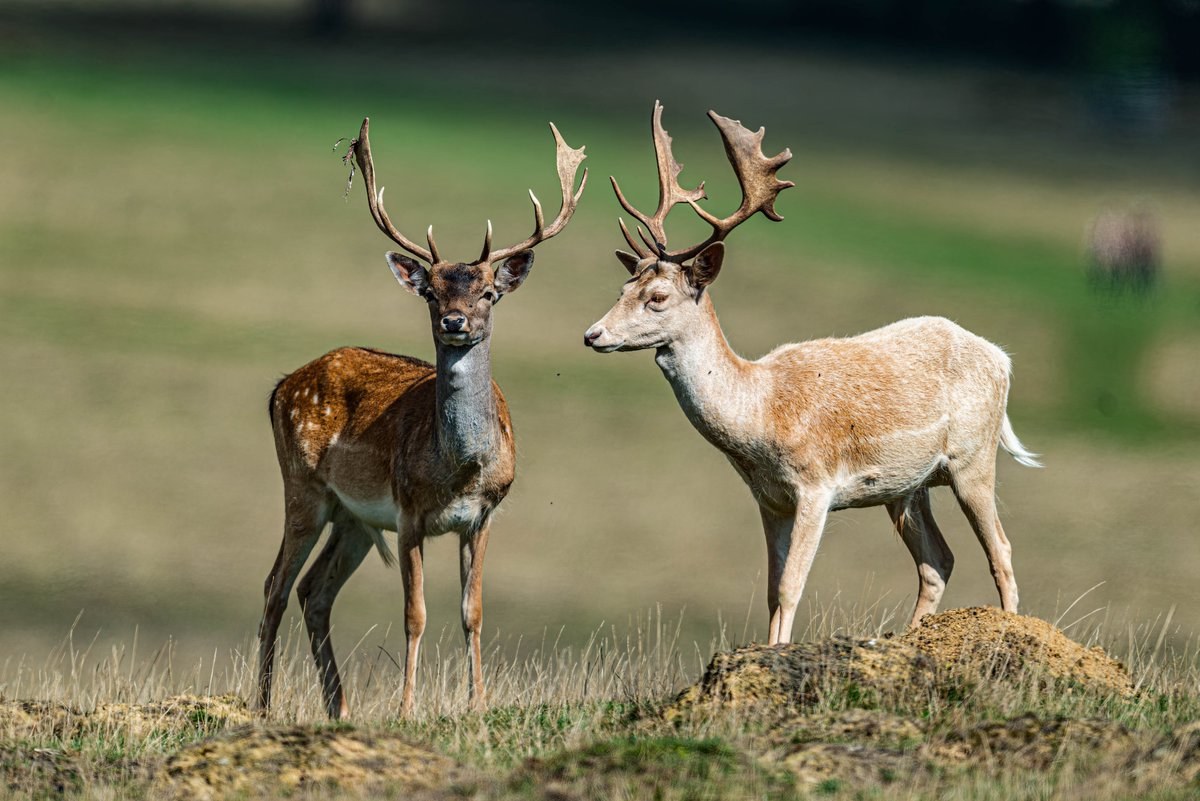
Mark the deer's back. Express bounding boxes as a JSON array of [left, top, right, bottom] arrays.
[[761, 317, 1011, 497]]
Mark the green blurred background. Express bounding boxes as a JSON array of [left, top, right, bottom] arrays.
[[0, 0, 1198, 671]]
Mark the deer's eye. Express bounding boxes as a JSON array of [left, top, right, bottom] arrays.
[[649, 292, 670, 306], [482, 290, 497, 303]]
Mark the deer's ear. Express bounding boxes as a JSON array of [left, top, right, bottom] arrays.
[[494, 250, 534, 295], [387, 252, 429, 296], [685, 242, 724, 292], [615, 250, 641, 275]]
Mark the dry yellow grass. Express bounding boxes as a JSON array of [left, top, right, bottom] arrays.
[[1, 606, 1198, 799]]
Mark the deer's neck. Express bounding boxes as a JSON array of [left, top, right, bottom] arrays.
[[654, 295, 767, 454], [434, 337, 499, 468]]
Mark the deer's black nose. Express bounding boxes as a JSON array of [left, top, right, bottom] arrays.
[[441, 313, 466, 332]]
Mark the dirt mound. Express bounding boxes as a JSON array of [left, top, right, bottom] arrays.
[[90, 694, 253, 738], [901, 607, 1133, 696], [149, 724, 464, 800], [764, 709, 926, 748], [666, 638, 935, 719], [0, 694, 251, 742], [0, 700, 81, 740], [752, 710, 924, 788], [927, 713, 1138, 770], [1132, 721, 1200, 787], [516, 736, 773, 800], [666, 608, 1129, 721], [764, 714, 1141, 787], [1, 745, 80, 795], [775, 742, 909, 787]]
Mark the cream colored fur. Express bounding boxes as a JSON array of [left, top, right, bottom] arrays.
[[586, 252, 1040, 641]]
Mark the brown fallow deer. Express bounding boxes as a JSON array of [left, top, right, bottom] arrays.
[[584, 102, 1040, 644], [258, 117, 587, 718]]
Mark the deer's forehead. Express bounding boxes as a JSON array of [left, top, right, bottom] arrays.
[[625, 261, 682, 292], [430, 263, 492, 295]]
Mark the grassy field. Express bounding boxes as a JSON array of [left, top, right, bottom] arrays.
[[3, 605, 1199, 799], [1, 11, 1199, 687]]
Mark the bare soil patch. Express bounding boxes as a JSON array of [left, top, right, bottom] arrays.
[[149, 724, 466, 800], [0, 693, 252, 742], [666, 637, 936, 719], [668, 608, 1132, 721], [927, 713, 1138, 770], [900, 607, 1133, 696]]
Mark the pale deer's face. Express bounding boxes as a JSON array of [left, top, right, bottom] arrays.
[[386, 251, 533, 347], [584, 243, 724, 353]]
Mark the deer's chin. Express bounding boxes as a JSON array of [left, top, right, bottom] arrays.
[[590, 340, 624, 353], [437, 332, 481, 347]]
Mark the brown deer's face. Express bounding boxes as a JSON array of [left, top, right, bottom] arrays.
[[387, 251, 533, 347]]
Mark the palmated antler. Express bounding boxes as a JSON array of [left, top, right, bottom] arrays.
[[346, 117, 587, 266], [611, 103, 793, 263], [484, 123, 588, 264]]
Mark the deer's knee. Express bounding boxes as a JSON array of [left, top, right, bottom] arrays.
[[405, 607, 426, 638], [461, 599, 482, 634], [297, 578, 332, 623]]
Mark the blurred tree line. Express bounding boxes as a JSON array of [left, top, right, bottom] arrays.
[[308, 0, 1197, 81]]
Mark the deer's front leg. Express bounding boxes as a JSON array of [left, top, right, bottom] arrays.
[[768, 492, 832, 644], [399, 526, 426, 717], [759, 507, 788, 645], [459, 519, 491, 709]]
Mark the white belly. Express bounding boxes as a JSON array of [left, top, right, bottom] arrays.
[[333, 489, 399, 531]]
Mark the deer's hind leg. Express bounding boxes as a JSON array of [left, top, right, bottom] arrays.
[[949, 456, 1018, 612], [297, 506, 375, 720], [887, 488, 955, 628], [257, 485, 331, 712]]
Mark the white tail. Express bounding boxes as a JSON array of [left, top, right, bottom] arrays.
[[1000, 415, 1042, 468]]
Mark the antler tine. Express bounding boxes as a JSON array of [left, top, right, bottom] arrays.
[[637, 225, 660, 255], [426, 225, 442, 264], [666, 110, 794, 262], [610, 175, 656, 244], [484, 122, 587, 264], [349, 118, 434, 263], [617, 217, 650, 258], [528, 190, 545, 236], [477, 220, 493, 265]]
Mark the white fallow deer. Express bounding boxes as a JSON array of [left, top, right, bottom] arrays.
[[257, 117, 587, 718], [584, 102, 1040, 644]]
